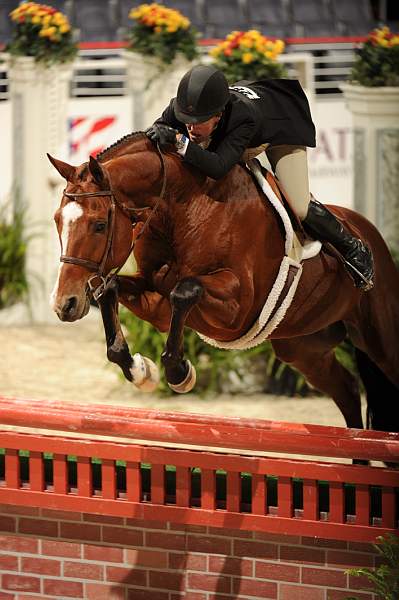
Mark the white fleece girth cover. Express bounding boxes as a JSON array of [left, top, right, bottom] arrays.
[[198, 160, 321, 350]]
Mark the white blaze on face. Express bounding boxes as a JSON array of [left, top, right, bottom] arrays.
[[50, 201, 84, 309]]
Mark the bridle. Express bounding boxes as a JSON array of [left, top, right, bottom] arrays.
[[59, 143, 167, 302]]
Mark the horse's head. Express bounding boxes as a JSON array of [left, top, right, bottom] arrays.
[[48, 154, 133, 322]]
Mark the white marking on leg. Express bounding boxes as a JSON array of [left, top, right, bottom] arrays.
[[50, 201, 84, 309]]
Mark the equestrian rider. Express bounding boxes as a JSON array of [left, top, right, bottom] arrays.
[[146, 64, 374, 290]]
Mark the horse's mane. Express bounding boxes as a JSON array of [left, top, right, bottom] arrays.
[[96, 131, 146, 162]]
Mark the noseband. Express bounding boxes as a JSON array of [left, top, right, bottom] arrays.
[[59, 144, 167, 301]]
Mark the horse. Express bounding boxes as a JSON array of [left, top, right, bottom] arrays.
[[48, 131, 399, 436]]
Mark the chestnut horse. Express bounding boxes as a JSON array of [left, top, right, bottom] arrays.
[[49, 132, 399, 434]]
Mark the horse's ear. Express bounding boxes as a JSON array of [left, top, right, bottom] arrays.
[[89, 155, 105, 184], [47, 154, 75, 181]]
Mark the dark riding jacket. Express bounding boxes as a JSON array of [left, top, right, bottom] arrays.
[[154, 78, 316, 180]]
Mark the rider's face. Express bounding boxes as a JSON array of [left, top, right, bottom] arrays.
[[185, 114, 222, 144]]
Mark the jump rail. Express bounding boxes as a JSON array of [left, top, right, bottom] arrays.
[[0, 396, 397, 543]]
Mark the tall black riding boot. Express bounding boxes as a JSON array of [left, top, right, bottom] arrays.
[[302, 199, 374, 291]]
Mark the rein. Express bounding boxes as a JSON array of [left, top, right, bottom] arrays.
[[60, 143, 167, 301]]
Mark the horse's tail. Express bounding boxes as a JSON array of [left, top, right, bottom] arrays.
[[355, 348, 399, 433]]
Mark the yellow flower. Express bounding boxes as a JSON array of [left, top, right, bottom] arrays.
[[209, 46, 221, 57], [239, 38, 253, 49], [32, 15, 41, 24], [59, 23, 70, 34], [242, 52, 253, 64], [39, 25, 56, 38]]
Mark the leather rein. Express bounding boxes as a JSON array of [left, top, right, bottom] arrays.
[[59, 143, 167, 302]]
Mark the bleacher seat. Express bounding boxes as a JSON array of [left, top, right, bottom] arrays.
[[73, 0, 118, 42], [246, 0, 291, 39], [0, 1, 19, 45], [291, 0, 337, 37], [332, 0, 375, 35], [203, 0, 248, 39]]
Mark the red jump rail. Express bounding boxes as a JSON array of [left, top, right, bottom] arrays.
[[0, 396, 397, 543]]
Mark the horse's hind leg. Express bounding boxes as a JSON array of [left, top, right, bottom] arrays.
[[162, 277, 204, 393], [272, 322, 364, 429]]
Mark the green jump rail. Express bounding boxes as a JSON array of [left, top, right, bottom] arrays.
[[0, 396, 397, 543]]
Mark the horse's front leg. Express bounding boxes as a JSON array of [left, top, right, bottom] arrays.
[[161, 277, 204, 393], [98, 278, 160, 392]]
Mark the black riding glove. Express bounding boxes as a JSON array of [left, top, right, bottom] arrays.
[[146, 124, 178, 148]]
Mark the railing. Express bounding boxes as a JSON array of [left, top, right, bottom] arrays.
[[0, 38, 361, 101], [0, 396, 397, 543]]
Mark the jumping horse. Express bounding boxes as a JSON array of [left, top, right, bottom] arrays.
[[49, 132, 399, 435]]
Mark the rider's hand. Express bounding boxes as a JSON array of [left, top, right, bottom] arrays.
[[146, 124, 178, 148]]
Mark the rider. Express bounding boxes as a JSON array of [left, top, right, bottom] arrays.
[[146, 64, 374, 290]]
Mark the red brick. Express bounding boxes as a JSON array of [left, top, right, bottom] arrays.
[[15, 596, 57, 600], [83, 513, 124, 525], [85, 583, 126, 600], [254, 531, 300, 544], [0, 535, 38, 554], [327, 550, 375, 568], [302, 537, 347, 549], [172, 524, 207, 534], [106, 565, 147, 586], [18, 518, 58, 537], [146, 531, 186, 551], [0, 554, 18, 571], [60, 522, 101, 542], [126, 517, 167, 529], [149, 570, 183, 591], [233, 578, 277, 598], [0, 505, 39, 516], [85, 544, 124, 563], [209, 528, 252, 539], [21, 557, 61, 576], [41, 509, 82, 521], [348, 572, 376, 591], [64, 561, 104, 580], [326, 590, 373, 600], [209, 556, 253, 577], [126, 548, 167, 568], [43, 579, 84, 597], [2, 574, 40, 593], [42, 539, 81, 558], [187, 535, 231, 556], [0, 516, 16, 533], [103, 526, 143, 547], [169, 553, 207, 572], [280, 544, 326, 565], [187, 573, 231, 594], [348, 541, 378, 553], [182, 594, 207, 600], [0, 593, 14, 599], [127, 589, 168, 600], [255, 561, 299, 582], [302, 566, 347, 587], [233, 539, 277, 560], [280, 583, 325, 599]]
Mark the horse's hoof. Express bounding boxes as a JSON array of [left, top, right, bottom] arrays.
[[131, 353, 160, 392], [168, 360, 196, 394]]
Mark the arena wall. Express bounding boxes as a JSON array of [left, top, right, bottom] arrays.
[[0, 505, 379, 600]]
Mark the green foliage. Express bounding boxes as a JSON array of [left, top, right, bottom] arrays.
[[127, 3, 199, 65], [7, 2, 77, 66], [0, 205, 28, 309], [120, 307, 309, 396], [350, 27, 399, 87], [345, 534, 399, 600]]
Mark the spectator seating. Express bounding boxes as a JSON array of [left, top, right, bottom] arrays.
[[72, 0, 118, 42], [332, 0, 375, 35], [246, 0, 291, 39], [203, 0, 248, 39], [291, 0, 338, 37], [0, 1, 19, 45]]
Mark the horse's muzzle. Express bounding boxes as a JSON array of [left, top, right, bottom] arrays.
[[55, 295, 90, 322]]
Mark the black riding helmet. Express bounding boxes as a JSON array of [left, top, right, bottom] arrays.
[[174, 65, 230, 124]]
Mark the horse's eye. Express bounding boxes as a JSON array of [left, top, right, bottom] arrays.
[[94, 221, 107, 233]]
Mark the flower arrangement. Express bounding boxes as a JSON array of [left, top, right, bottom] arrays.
[[209, 30, 287, 83], [7, 1, 77, 65], [127, 2, 199, 65], [350, 26, 399, 87]]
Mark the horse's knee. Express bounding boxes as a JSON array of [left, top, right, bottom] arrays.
[[170, 277, 203, 310]]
